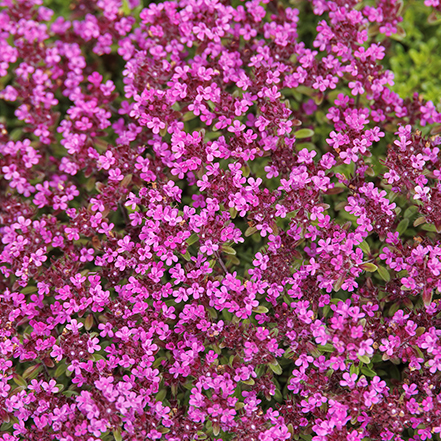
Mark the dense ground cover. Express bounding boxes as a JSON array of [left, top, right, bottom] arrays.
[[1, 0, 441, 440]]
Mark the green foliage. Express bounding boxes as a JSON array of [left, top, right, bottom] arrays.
[[388, 1, 441, 104]]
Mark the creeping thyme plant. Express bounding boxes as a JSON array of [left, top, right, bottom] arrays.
[[2, 0, 441, 439]]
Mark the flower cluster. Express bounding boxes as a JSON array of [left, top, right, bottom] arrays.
[[1, 0, 441, 440]]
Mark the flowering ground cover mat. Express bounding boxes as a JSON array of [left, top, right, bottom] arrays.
[[1, 0, 441, 440]]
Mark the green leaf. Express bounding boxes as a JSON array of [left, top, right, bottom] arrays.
[[404, 205, 418, 219], [286, 210, 299, 219], [22, 364, 42, 380], [156, 389, 167, 402], [95, 181, 105, 193], [183, 381, 195, 390], [359, 241, 370, 255], [182, 111, 197, 122], [396, 218, 409, 236], [54, 362, 67, 378], [113, 429, 123, 441], [391, 24, 406, 40], [318, 343, 335, 353], [296, 85, 315, 96], [62, 390, 79, 397], [365, 167, 375, 177], [415, 327, 425, 337], [119, 174, 132, 188], [13, 374, 27, 387], [268, 361, 282, 375], [86, 177, 96, 192], [413, 216, 426, 227], [241, 163, 251, 177], [422, 288, 433, 306], [389, 302, 401, 317], [360, 262, 378, 272], [84, 314, 94, 331], [350, 363, 359, 376], [91, 353, 105, 361], [283, 348, 295, 359], [333, 273, 346, 291], [226, 255, 240, 265], [21, 286, 37, 294], [245, 226, 258, 237], [121, 0, 131, 14], [186, 233, 199, 246], [377, 265, 390, 282], [428, 10, 441, 24], [421, 223, 437, 232], [253, 305, 269, 314], [295, 128, 315, 139], [242, 378, 255, 385], [221, 245, 236, 255], [182, 250, 191, 261], [358, 355, 370, 364], [361, 366, 377, 377]]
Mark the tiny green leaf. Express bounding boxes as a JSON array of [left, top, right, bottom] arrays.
[[182, 111, 197, 122], [113, 430, 123, 441], [21, 286, 37, 294], [13, 375, 27, 388], [422, 288, 433, 306], [318, 343, 335, 353], [242, 378, 255, 385], [396, 218, 409, 236], [361, 366, 376, 377], [404, 205, 418, 219], [119, 174, 132, 188], [84, 314, 94, 331], [284, 348, 295, 359], [182, 250, 191, 261], [245, 226, 258, 237], [358, 355, 370, 364], [221, 245, 236, 255], [22, 364, 42, 380], [421, 223, 437, 232], [377, 265, 390, 282], [359, 241, 370, 255], [295, 128, 314, 139], [268, 361, 282, 375], [55, 362, 67, 378], [389, 302, 401, 317], [360, 262, 378, 272], [186, 233, 199, 246], [121, 0, 131, 14], [253, 305, 269, 314], [350, 363, 359, 376], [333, 273, 346, 291], [62, 390, 79, 397], [156, 389, 167, 402], [413, 216, 426, 227]]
